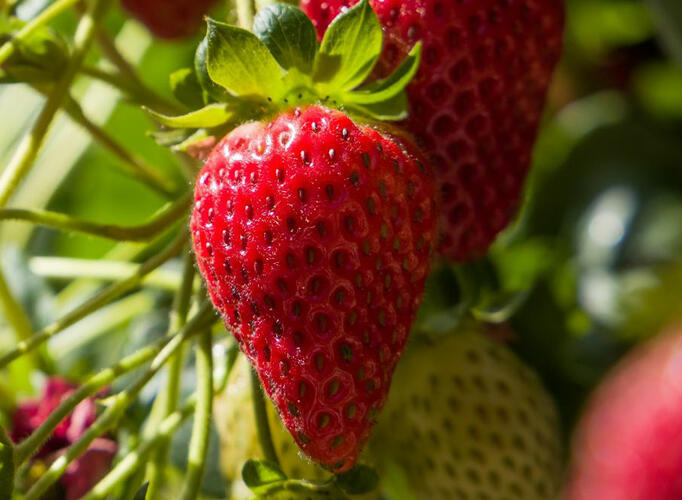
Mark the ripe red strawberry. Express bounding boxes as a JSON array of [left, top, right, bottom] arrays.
[[301, 0, 564, 261], [191, 105, 438, 471], [565, 325, 682, 500], [121, 0, 218, 39]]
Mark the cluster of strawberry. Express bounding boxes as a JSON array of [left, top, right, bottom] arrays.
[[183, 0, 564, 473], [127, 0, 564, 476]]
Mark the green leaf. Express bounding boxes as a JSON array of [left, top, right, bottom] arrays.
[[146, 103, 235, 128], [348, 90, 409, 121], [206, 19, 285, 100], [334, 465, 378, 495], [313, 0, 382, 91], [195, 37, 229, 103], [0, 427, 13, 499], [645, 0, 682, 69], [242, 459, 287, 494], [344, 42, 422, 104], [253, 3, 318, 73], [169, 68, 205, 109]]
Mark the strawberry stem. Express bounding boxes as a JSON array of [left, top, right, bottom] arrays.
[[0, 193, 191, 241], [81, 397, 197, 500], [146, 252, 196, 500], [0, 0, 81, 67], [0, 231, 187, 370], [0, 0, 112, 207], [22, 302, 216, 500], [13, 334, 171, 465], [179, 328, 214, 499], [250, 366, 282, 468], [235, 0, 256, 30]]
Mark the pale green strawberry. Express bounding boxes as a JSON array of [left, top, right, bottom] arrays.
[[371, 327, 563, 500]]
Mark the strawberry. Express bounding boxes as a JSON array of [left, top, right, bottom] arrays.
[[564, 325, 682, 500], [191, 105, 438, 471], [301, 0, 564, 261], [214, 355, 336, 499], [121, 0, 218, 39], [371, 327, 563, 499]]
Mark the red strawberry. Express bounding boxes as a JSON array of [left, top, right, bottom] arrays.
[[564, 325, 682, 500], [191, 105, 438, 471], [301, 0, 564, 261], [121, 0, 218, 39]]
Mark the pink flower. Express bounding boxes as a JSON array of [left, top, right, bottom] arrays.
[[12, 377, 117, 499]]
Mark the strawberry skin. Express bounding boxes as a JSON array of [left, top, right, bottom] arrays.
[[191, 105, 438, 471], [565, 326, 682, 500], [301, 0, 564, 261], [121, 0, 218, 39]]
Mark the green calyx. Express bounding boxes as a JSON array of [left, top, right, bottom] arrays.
[[149, 0, 421, 153]]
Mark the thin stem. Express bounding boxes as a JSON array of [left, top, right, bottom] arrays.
[[250, 366, 280, 468], [29, 257, 184, 291], [0, 193, 191, 241], [235, 0, 256, 29], [0, 231, 187, 369], [81, 398, 197, 500], [146, 252, 195, 500], [0, 0, 111, 208], [79, 66, 184, 114], [14, 335, 170, 465], [179, 329, 213, 500], [22, 303, 216, 500], [0, 0, 81, 67], [95, 29, 146, 87], [61, 96, 180, 197]]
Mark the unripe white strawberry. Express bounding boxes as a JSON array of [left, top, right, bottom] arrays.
[[371, 327, 563, 500]]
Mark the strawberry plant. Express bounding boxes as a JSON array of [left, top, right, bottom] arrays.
[[0, 0, 682, 499]]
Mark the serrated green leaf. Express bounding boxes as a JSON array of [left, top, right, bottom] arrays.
[[206, 19, 285, 100], [313, 0, 382, 92], [243, 459, 287, 494], [169, 68, 205, 109], [645, 0, 682, 69], [253, 3, 318, 73], [147, 103, 235, 128], [348, 90, 409, 121], [334, 465, 378, 495], [344, 42, 422, 104]]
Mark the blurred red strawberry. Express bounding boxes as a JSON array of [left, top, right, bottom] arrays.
[[565, 326, 682, 500], [121, 0, 218, 39], [11, 377, 117, 500]]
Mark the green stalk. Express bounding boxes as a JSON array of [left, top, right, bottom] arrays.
[[14, 335, 170, 465], [145, 252, 195, 500], [60, 96, 180, 197], [0, 231, 187, 369], [250, 366, 280, 468], [79, 66, 184, 114], [180, 329, 213, 500], [30, 257, 183, 291], [235, 0, 256, 29], [0, 0, 81, 67], [22, 303, 216, 500], [81, 398, 196, 500], [0, 193, 191, 241], [0, 0, 111, 207]]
